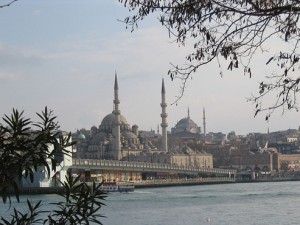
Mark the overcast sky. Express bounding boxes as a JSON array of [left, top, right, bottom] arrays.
[[0, 0, 299, 135]]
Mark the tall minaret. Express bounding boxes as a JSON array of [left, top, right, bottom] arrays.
[[113, 73, 122, 160], [203, 107, 206, 140], [161, 79, 168, 152], [187, 106, 190, 131]]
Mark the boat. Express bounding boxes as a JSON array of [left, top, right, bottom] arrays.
[[98, 181, 134, 193]]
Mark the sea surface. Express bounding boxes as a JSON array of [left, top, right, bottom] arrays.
[[1, 181, 300, 225]]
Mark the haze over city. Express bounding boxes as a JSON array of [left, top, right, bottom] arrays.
[[1, 0, 299, 135]]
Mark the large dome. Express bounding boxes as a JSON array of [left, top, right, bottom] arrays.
[[172, 117, 200, 134], [100, 113, 128, 126], [99, 112, 130, 131]]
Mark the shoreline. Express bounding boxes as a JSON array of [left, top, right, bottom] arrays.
[[6, 177, 300, 195]]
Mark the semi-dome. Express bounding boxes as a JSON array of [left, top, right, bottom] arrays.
[[93, 131, 107, 140], [122, 130, 137, 139]]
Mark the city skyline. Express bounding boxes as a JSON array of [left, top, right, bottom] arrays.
[[0, 0, 300, 135]]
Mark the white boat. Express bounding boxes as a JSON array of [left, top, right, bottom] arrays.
[[98, 181, 134, 193]]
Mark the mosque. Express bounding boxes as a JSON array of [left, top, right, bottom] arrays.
[[74, 74, 213, 168]]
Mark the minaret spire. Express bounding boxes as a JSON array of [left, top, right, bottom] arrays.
[[187, 106, 190, 131], [161, 78, 168, 152], [114, 71, 119, 90], [113, 73, 122, 160], [203, 107, 206, 142], [265, 127, 270, 148]]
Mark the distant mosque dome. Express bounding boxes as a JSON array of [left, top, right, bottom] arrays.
[[172, 117, 200, 134], [174, 118, 198, 133], [171, 108, 201, 134]]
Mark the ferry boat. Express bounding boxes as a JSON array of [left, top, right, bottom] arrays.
[[98, 181, 134, 193]]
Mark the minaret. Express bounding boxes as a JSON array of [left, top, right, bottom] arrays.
[[203, 107, 206, 141], [113, 73, 122, 160], [187, 106, 190, 131], [161, 79, 168, 152], [265, 127, 269, 148]]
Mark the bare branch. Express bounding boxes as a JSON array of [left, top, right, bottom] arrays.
[[119, 0, 300, 117], [0, 0, 18, 9]]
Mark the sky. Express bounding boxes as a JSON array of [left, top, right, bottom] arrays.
[[0, 0, 299, 135]]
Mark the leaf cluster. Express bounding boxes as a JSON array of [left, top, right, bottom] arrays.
[[0, 175, 106, 225], [0, 108, 106, 224], [0, 107, 74, 203], [47, 175, 106, 225]]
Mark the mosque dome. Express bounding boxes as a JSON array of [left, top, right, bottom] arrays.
[[94, 131, 107, 140], [78, 133, 86, 140], [122, 130, 137, 139], [89, 131, 107, 145], [99, 112, 130, 131], [172, 117, 200, 134]]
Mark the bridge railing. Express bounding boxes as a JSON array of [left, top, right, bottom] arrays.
[[72, 159, 236, 175]]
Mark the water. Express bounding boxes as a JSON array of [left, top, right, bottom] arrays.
[[1, 181, 300, 225]]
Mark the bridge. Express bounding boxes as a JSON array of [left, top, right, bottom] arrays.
[[71, 159, 236, 178]]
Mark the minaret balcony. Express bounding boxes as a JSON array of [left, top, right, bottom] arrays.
[[161, 123, 168, 127], [114, 110, 121, 115]]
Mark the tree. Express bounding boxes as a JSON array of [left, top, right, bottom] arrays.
[[119, 0, 300, 119], [0, 108, 106, 224]]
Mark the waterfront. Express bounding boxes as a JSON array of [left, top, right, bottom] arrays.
[[1, 181, 300, 225]]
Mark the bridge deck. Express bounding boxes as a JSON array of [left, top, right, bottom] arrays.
[[71, 159, 236, 176]]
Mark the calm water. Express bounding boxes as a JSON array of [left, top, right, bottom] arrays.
[[1, 181, 300, 225]]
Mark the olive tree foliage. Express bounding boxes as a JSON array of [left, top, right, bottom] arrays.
[[119, 0, 300, 119], [0, 108, 106, 224]]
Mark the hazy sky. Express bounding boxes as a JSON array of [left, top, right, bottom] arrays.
[[0, 0, 299, 135]]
